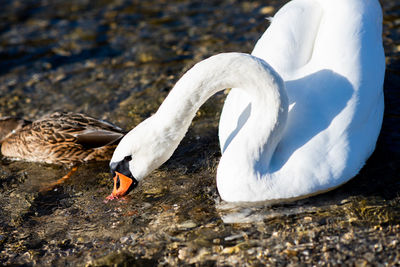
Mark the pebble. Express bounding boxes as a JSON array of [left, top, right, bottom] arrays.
[[259, 6, 274, 14], [222, 246, 240, 254], [120, 236, 129, 243], [177, 220, 197, 229]]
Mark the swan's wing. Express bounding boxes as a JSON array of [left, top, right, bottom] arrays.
[[266, 0, 385, 197], [220, 0, 385, 200], [219, 0, 323, 151], [252, 0, 323, 77]]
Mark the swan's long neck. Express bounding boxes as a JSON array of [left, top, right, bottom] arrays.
[[151, 53, 288, 200]]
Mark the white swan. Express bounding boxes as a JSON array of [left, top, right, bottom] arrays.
[[107, 0, 385, 202]]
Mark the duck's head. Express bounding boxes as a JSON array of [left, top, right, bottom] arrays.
[[106, 117, 176, 199], [0, 117, 30, 143]]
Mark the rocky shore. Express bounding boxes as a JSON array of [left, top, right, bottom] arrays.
[[0, 0, 399, 265]]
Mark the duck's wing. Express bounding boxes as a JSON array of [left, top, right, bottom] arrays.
[[36, 112, 125, 149], [75, 130, 124, 149]]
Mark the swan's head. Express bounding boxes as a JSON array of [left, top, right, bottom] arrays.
[[106, 117, 175, 199]]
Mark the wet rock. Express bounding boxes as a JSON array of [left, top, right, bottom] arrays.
[[177, 220, 197, 230], [86, 250, 156, 267]]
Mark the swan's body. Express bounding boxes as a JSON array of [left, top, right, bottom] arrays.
[[110, 0, 385, 202]]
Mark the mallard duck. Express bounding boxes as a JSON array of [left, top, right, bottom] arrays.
[[0, 112, 124, 165], [0, 112, 125, 190]]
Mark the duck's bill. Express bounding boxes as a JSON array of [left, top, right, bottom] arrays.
[[106, 171, 133, 200]]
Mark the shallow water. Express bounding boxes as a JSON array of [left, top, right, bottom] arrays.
[[0, 0, 399, 266]]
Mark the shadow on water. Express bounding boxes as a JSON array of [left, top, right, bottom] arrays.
[[24, 188, 73, 218]]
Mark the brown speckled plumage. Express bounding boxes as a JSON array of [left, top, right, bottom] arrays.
[[0, 112, 125, 165]]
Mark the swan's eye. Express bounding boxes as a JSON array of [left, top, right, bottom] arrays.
[[110, 155, 134, 179], [110, 155, 133, 177], [124, 155, 132, 161]]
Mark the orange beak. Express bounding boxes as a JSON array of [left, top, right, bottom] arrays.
[[106, 171, 133, 200]]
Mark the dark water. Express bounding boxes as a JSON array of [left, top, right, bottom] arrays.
[[0, 0, 399, 266]]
